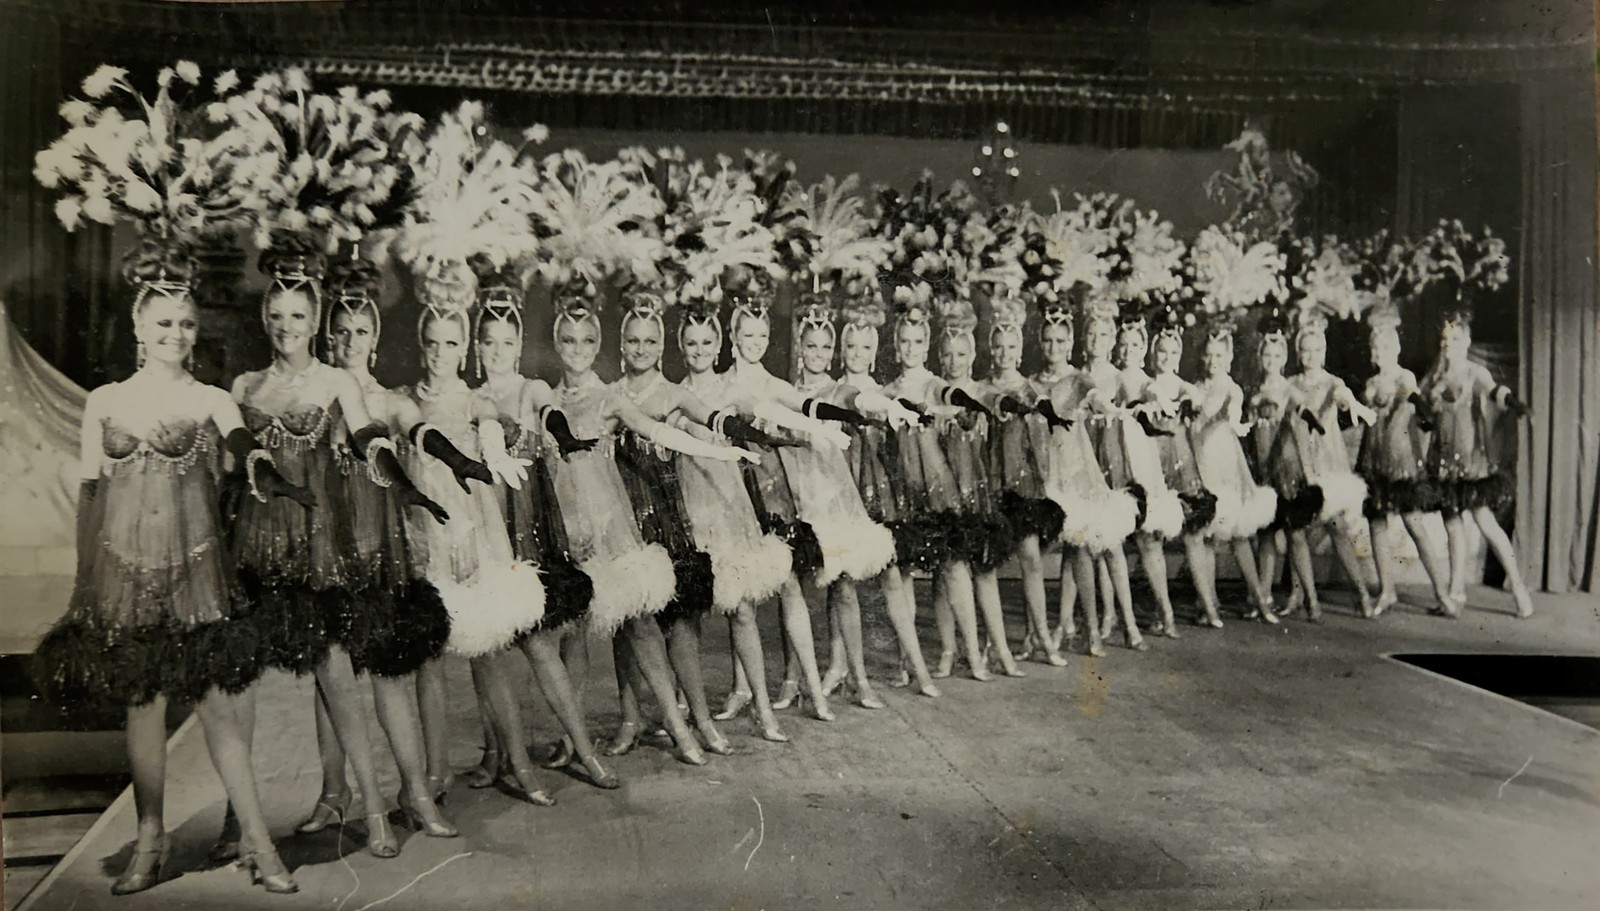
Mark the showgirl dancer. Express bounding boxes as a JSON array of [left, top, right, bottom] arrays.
[[1188, 320, 1281, 621], [470, 269, 619, 790], [1419, 307, 1534, 618], [1283, 302, 1378, 618], [1080, 296, 1182, 650], [931, 298, 1026, 678], [388, 102, 554, 803], [295, 256, 458, 840], [1356, 298, 1453, 615], [1112, 307, 1211, 634], [1029, 294, 1141, 658], [34, 243, 311, 896], [224, 232, 450, 859], [982, 295, 1069, 665], [607, 290, 795, 748]]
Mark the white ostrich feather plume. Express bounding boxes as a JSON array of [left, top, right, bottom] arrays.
[[527, 148, 664, 291], [1189, 226, 1285, 314], [1034, 191, 1114, 292], [1299, 240, 1360, 319], [798, 174, 892, 290]]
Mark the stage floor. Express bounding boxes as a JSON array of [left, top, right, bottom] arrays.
[[15, 581, 1600, 911]]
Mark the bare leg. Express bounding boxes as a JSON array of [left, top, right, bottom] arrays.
[[1104, 548, 1141, 651], [775, 576, 831, 719], [1257, 530, 1283, 601], [313, 648, 388, 830], [821, 595, 847, 696], [126, 698, 168, 843], [1369, 515, 1399, 614], [1054, 550, 1080, 648], [716, 616, 754, 720], [1442, 511, 1470, 610], [1400, 512, 1454, 611], [297, 692, 350, 832], [941, 560, 990, 680], [720, 603, 786, 740], [1471, 506, 1534, 617], [606, 636, 644, 754], [829, 581, 883, 706], [1288, 529, 1320, 621], [624, 617, 709, 758], [372, 675, 456, 834], [1075, 551, 1105, 657], [1131, 536, 1169, 646], [1233, 538, 1278, 622], [471, 651, 553, 803], [1014, 536, 1065, 664], [932, 570, 958, 677], [195, 689, 292, 890], [664, 614, 727, 750], [1329, 519, 1375, 616], [974, 569, 1024, 676], [415, 658, 452, 788], [879, 567, 938, 696], [519, 631, 615, 787], [1181, 533, 1217, 630]]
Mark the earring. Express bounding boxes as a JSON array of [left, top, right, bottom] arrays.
[[185, 350, 195, 373], [136, 340, 147, 369], [369, 349, 377, 369]]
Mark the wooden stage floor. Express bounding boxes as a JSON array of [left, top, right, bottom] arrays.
[[13, 582, 1600, 911]]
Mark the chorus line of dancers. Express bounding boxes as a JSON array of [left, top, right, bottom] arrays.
[[29, 64, 1532, 898]]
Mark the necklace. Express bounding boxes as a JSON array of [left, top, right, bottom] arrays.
[[270, 357, 319, 390], [416, 378, 465, 402], [620, 372, 665, 403]]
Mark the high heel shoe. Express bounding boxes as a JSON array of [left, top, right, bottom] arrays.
[[675, 743, 709, 766], [698, 720, 734, 755], [852, 682, 886, 710], [503, 764, 557, 807], [207, 806, 240, 864], [365, 813, 399, 859], [463, 748, 503, 788], [932, 650, 955, 679], [240, 845, 298, 894], [771, 679, 801, 710], [820, 667, 846, 697], [580, 754, 621, 790], [295, 791, 351, 835], [427, 774, 453, 805], [111, 834, 169, 895], [604, 721, 641, 756], [399, 791, 461, 837], [542, 737, 574, 770], [713, 689, 752, 721]]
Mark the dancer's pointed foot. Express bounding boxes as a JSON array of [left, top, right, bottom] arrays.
[[240, 842, 297, 894], [399, 790, 460, 837], [1043, 649, 1070, 667], [697, 720, 733, 755], [771, 679, 801, 710], [542, 737, 575, 770], [1087, 640, 1108, 658], [603, 721, 640, 756], [820, 666, 846, 697], [1357, 590, 1377, 619], [1126, 632, 1149, 652], [713, 689, 752, 721], [889, 666, 912, 688], [1513, 584, 1534, 619], [1256, 599, 1281, 625], [1012, 631, 1039, 662], [580, 754, 621, 790], [810, 693, 837, 722], [674, 743, 708, 766], [852, 681, 886, 709], [1163, 620, 1186, 637], [295, 790, 352, 835], [1373, 590, 1398, 618], [755, 708, 790, 742], [917, 679, 942, 698], [932, 650, 955, 678], [111, 832, 169, 895]]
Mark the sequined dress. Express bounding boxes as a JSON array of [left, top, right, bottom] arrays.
[[493, 405, 592, 632], [1131, 370, 1216, 534], [1357, 370, 1439, 517], [1188, 377, 1277, 540], [1421, 366, 1513, 515], [983, 374, 1066, 543], [1036, 371, 1139, 553], [36, 406, 262, 710], [1084, 365, 1184, 539], [1289, 372, 1368, 524], [935, 378, 1014, 573]]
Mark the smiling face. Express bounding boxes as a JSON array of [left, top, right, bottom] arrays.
[[798, 324, 836, 376], [329, 305, 377, 370], [1040, 321, 1074, 369], [989, 327, 1023, 373], [1152, 333, 1184, 376], [1084, 317, 1115, 361], [732, 311, 771, 365], [1440, 322, 1471, 366], [136, 291, 199, 367], [263, 287, 317, 359], [939, 331, 975, 381], [477, 316, 522, 377], [841, 324, 877, 376], [1203, 334, 1233, 378], [555, 314, 602, 375], [1115, 325, 1148, 372], [895, 320, 930, 370], [679, 320, 720, 375], [1369, 326, 1401, 370], [420, 311, 467, 379], [1258, 335, 1288, 377], [621, 314, 663, 375], [1295, 330, 1327, 372]]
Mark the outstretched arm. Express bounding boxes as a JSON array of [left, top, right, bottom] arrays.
[[612, 394, 755, 463]]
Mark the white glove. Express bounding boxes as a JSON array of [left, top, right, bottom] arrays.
[[478, 419, 531, 490]]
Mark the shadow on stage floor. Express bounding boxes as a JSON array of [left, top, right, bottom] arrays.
[[15, 579, 1600, 911]]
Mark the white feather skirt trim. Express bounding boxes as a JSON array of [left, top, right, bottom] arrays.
[[582, 543, 677, 636], [707, 533, 792, 614], [1050, 486, 1138, 554], [440, 560, 546, 658], [808, 518, 896, 586], [1313, 472, 1368, 525], [1208, 484, 1278, 541], [1140, 487, 1186, 540]]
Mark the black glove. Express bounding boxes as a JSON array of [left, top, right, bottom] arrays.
[[223, 427, 316, 509], [411, 424, 493, 491], [997, 396, 1031, 418], [1336, 407, 1355, 431], [1178, 400, 1199, 423], [943, 387, 994, 422], [347, 422, 387, 460], [1408, 392, 1436, 432], [1300, 408, 1326, 435], [1135, 411, 1172, 437], [1498, 388, 1531, 419], [542, 408, 599, 456], [805, 399, 872, 427], [373, 446, 448, 525], [719, 413, 791, 449], [897, 398, 935, 426], [75, 478, 100, 576], [1036, 399, 1074, 433]]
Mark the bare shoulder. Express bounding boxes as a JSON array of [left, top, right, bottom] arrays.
[[230, 369, 263, 400]]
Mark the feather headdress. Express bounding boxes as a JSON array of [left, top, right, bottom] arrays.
[[1030, 191, 1118, 300], [1403, 219, 1511, 326], [1286, 236, 1362, 330], [797, 173, 893, 299], [874, 173, 982, 309], [526, 147, 664, 307], [937, 297, 980, 349], [218, 68, 423, 253], [963, 204, 1029, 304], [1186, 225, 1286, 320], [323, 255, 385, 365], [745, 149, 816, 282], [34, 61, 279, 289], [390, 101, 544, 312]]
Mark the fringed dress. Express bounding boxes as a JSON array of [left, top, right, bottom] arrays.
[[1083, 365, 1185, 540], [1290, 372, 1368, 525], [881, 368, 963, 573], [1037, 371, 1140, 554], [1249, 377, 1325, 531], [984, 374, 1066, 544], [936, 378, 1015, 573], [36, 401, 262, 711], [402, 385, 544, 658], [548, 378, 676, 636], [491, 398, 592, 633], [1189, 377, 1277, 541], [1421, 366, 1514, 516], [665, 376, 792, 613], [764, 373, 894, 586], [328, 377, 449, 678], [233, 370, 350, 675], [1358, 370, 1440, 518]]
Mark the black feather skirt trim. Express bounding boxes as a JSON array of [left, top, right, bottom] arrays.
[[338, 579, 451, 679], [999, 490, 1066, 544]]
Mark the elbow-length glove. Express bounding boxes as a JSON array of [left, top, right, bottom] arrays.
[[224, 427, 316, 509], [542, 407, 599, 456], [409, 424, 494, 491]]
